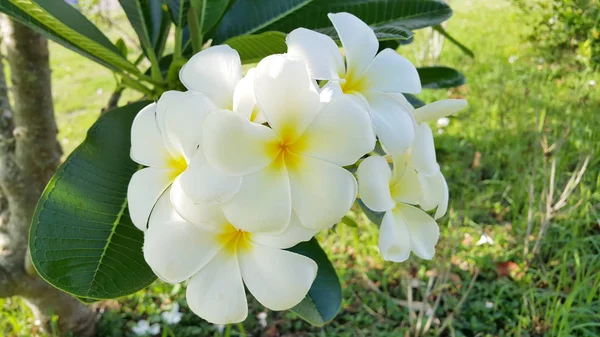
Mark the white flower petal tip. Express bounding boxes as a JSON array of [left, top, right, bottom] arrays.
[[365, 49, 422, 94], [356, 156, 395, 212], [179, 45, 242, 109], [379, 205, 440, 262], [286, 27, 344, 80], [365, 92, 416, 155], [327, 12, 378, 77], [413, 99, 468, 124]]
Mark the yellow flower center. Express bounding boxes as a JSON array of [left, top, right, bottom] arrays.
[[217, 224, 253, 255], [340, 72, 367, 94], [167, 156, 188, 181]]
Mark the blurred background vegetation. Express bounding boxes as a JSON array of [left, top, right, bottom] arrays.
[[1, 0, 599, 336]]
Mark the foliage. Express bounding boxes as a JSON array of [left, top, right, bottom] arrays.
[[0, 0, 472, 328], [511, 0, 600, 68], [2, 1, 600, 335]]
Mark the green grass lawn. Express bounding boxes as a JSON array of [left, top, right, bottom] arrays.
[[2, 0, 599, 336]]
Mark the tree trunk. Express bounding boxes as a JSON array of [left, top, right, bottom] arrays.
[[0, 19, 96, 337]]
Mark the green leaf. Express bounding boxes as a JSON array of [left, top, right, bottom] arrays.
[[224, 31, 287, 64], [417, 66, 466, 89], [167, 0, 190, 27], [214, 0, 311, 43], [340, 215, 358, 228], [358, 199, 384, 226], [288, 238, 341, 326], [433, 24, 474, 58], [30, 102, 157, 300], [318, 23, 413, 42], [119, 0, 164, 50], [3, 0, 139, 74], [258, 0, 452, 36], [191, 0, 229, 34], [404, 93, 425, 108]]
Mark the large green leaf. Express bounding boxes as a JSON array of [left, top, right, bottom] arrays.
[[192, 0, 229, 33], [417, 66, 466, 89], [259, 0, 452, 37], [3, 0, 138, 74], [30, 102, 156, 300], [119, 0, 164, 50], [167, 0, 190, 27], [213, 0, 311, 43], [318, 23, 413, 42], [288, 238, 342, 326], [225, 31, 287, 64]]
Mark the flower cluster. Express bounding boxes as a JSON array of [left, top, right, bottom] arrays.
[[127, 12, 466, 324]]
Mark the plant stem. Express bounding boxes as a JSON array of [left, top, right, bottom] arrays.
[[146, 48, 163, 82], [174, 27, 183, 59], [224, 324, 232, 337], [237, 323, 246, 336]]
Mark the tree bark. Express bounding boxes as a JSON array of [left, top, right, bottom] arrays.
[[0, 19, 96, 337]]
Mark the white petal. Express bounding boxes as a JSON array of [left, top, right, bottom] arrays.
[[364, 49, 421, 94], [179, 45, 242, 109], [233, 68, 265, 123], [328, 12, 378, 78], [170, 175, 228, 228], [288, 154, 357, 230], [412, 123, 439, 175], [295, 95, 375, 166], [144, 192, 220, 283], [254, 54, 320, 142], [156, 90, 185, 144], [396, 204, 440, 259], [127, 167, 176, 231], [390, 154, 422, 205], [319, 81, 343, 103], [164, 92, 218, 161], [186, 251, 248, 324], [356, 156, 395, 212], [286, 28, 345, 80], [378, 210, 411, 262], [130, 103, 170, 167], [240, 244, 317, 311], [202, 110, 279, 176], [413, 99, 467, 124], [223, 160, 291, 233], [251, 212, 317, 249], [365, 92, 416, 154], [177, 147, 242, 203], [418, 171, 449, 219]]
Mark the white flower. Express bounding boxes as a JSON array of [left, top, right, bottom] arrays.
[[356, 122, 452, 262], [257, 312, 268, 328], [476, 233, 494, 246], [200, 54, 375, 233], [172, 46, 269, 205], [437, 117, 450, 128], [508, 55, 518, 64], [143, 186, 318, 324], [128, 91, 240, 230], [411, 98, 467, 124], [161, 303, 182, 325], [287, 12, 421, 154], [132, 320, 160, 336]]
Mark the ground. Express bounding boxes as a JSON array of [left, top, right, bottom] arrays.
[[1, 0, 599, 336]]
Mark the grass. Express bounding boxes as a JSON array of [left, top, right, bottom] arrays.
[[2, 0, 599, 336]]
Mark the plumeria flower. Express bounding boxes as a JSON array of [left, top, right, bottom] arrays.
[[128, 91, 232, 230], [287, 12, 421, 154], [411, 98, 467, 125], [132, 320, 160, 336], [161, 303, 182, 325], [357, 152, 440, 262], [143, 186, 318, 324], [200, 54, 375, 233], [175, 45, 265, 204]]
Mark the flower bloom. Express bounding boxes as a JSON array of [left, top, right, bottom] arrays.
[[287, 12, 421, 154], [143, 184, 318, 324], [127, 91, 220, 230], [132, 320, 160, 336], [200, 54, 375, 233], [356, 97, 466, 261], [161, 303, 182, 325]]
